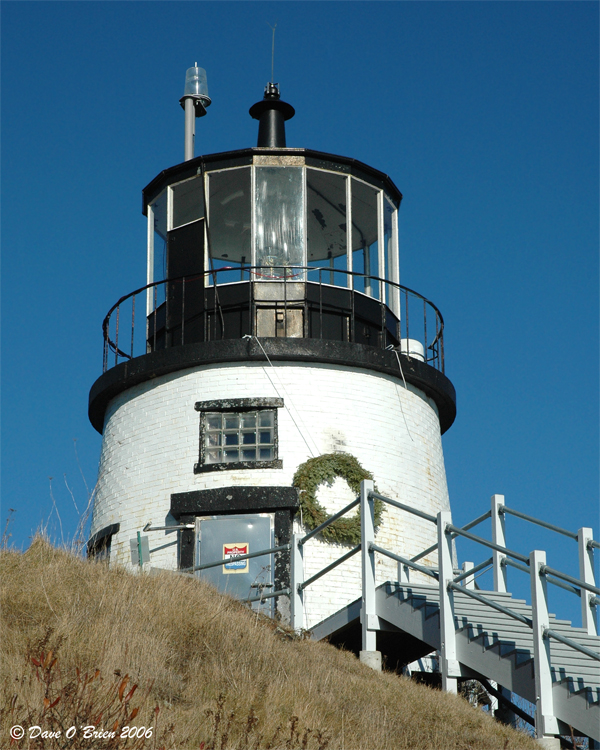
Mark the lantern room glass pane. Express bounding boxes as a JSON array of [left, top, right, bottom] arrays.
[[171, 176, 204, 230], [306, 169, 348, 286], [384, 196, 395, 307], [351, 180, 379, 298], [208, 168, 252, 284], [255, 167, 304, 278], [150, 189, 167, 305]]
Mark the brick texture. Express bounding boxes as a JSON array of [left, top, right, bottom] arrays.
[[91, 360, 452, 627]]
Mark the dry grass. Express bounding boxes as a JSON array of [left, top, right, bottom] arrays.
[[1, 539, 538, 749]]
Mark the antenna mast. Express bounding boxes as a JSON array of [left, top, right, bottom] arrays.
[[268, 21, 277, 82]]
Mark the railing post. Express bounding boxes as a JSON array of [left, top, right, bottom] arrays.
[[438, 510, 459, 693], [578, 527, 597, 636], [398, 560, 409, 584], [290, 533, 304, 632], [462, 561, 475, 590], [359, 480, 381, 671], [530, 549, 559, 743], [491, 494, 507, 593]]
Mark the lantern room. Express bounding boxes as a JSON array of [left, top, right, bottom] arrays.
[[142, 147, 405, 351]]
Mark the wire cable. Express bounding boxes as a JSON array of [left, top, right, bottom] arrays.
[[390, 347, 414, 442], [244, 335, 318, 458]]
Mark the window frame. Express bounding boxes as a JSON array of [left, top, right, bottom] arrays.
[[206, 166, 252, 286], [194, 397, 284, 474], [168, 174, 205, 232]]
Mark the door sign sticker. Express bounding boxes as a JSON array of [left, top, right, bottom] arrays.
[[223, 543, 249, 574]]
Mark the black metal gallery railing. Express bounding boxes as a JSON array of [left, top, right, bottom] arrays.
[[101, 266, 445, 375]]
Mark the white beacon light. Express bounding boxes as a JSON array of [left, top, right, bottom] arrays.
[[180, 63, 211, 161]]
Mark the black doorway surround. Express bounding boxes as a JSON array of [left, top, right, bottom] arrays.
[[170, 485, 299, 597]]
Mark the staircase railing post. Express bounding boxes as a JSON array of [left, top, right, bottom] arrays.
[[491, 494, 507, 593], [530, 549, 559, 741], [578, 527, 597, 636], [438, 510, 459, 693], [291, 533, 304, 632], [359, 480, 381, 671], [398, 560, 409, 584], [462, 561, 475, 590]]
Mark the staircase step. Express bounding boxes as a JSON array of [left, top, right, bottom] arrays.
[[468, 628, 532, 652]]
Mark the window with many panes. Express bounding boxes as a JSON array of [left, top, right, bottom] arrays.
[[194, 398, 283, 473]]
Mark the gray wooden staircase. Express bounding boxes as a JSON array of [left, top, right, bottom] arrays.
[[311, 581, 600, 741], [291, 484, 600, 744]]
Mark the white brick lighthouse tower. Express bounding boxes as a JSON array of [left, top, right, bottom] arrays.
[[87, 69, 457, 629]]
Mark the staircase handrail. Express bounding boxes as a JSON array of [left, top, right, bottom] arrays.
[[448, 582, 533, 627], [370, 543, 439, 580], [499, 504, 578, 540], [182, 543, 291, 573], [298, 497, 360, 546], [298, 545, 361, 592], [410, 510, 491, 564], [369, 490, 437, 524], [544, 628, 600, 662], [445, 522, 529, 564], [500, 505, 600, 555], [246, 587, 291, 604], [503, 556, 600, 599], [540, 564, 600, 596], [452, 557, 493, 585], [504, 557, 582, 597]]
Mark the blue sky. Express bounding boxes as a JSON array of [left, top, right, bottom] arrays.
[[2, 2, 598, 623]]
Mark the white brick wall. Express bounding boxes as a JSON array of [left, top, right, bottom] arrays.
[[91, 359, 451, 626]]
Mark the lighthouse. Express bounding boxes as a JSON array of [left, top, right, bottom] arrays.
[[87, 67, 457, 629]]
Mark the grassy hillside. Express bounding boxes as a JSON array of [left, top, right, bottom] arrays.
[[0, 540, 537, 749]]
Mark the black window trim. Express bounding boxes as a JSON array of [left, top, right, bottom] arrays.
[[87, 522, 120, 559], [194, 397, 283, 474]]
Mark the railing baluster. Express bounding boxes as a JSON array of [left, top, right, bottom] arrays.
[[423, 298, 427, 362], [130, 295, 135, 360], [115, 305, 120, 367], [250, 275, 254, 337], [181, 277, 186, 346], [284, 271, 288, 338], [319, 268, 323, 339], [203, 273, 208, 342], [350, 276, 355, 342], [165, 276, 170, 349], [436, 312, 440, 369], [153, 285, 157, 352]]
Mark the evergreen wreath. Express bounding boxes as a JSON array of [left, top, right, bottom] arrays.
[[292, 452, 382, 545]]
